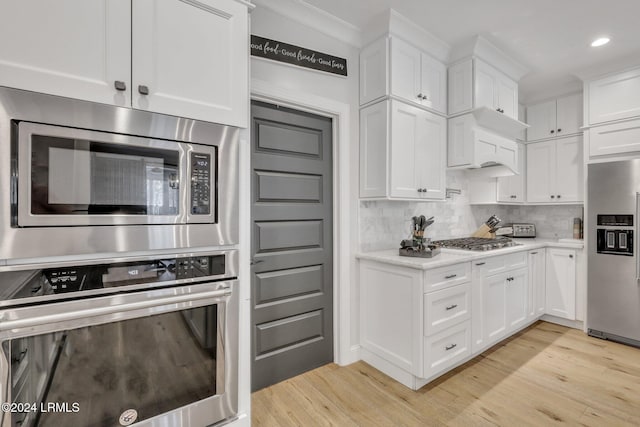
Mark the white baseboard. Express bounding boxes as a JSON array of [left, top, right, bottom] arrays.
[[541, 315, 584, 330]]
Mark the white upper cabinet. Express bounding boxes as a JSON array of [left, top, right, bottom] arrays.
[[360, 38, 389, 106], [588, 67, 640, 125], [0, 0, 131, 107], [360, 37, 447, 114], [360, 100, 446, 200], [526, 136, 583, 203], [497, 143, 526, 203], [449, 58, 519, 119], [0, 0, 249, 127], [526, 93, 582, 142], [132, 0, 248, 127]]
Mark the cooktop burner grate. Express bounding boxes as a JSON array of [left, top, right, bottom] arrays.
[[432, 237, 520, 251]]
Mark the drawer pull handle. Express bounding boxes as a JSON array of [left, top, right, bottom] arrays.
[[444, 274, 457, 279], [530, 252, 538, 255], [445, 304, 458, 311], [445, 343, 457, 351], [475, 262, 485, 266]]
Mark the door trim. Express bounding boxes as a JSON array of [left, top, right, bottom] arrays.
[[249, 78, 354, 366]]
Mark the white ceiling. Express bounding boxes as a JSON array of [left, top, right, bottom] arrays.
[[301, 0, 640, 103]]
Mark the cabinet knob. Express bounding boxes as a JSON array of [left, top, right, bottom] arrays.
[[138, 85, 150, 95], [551, 195, 555, 198], [569, 254, 574, 258], [114, 81, 126, 91], [557, 195, 561, 198], [557, 128, 562, 133], [418, 188, 423, 193], [422, 188, 427, 192], [422, 94, 429, 100], [417, 93, 423, 99]]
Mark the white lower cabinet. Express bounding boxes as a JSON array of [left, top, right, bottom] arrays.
[[359, 246, 579, 390], [545, 248, 577, 320], [528, 249, 546, 319]]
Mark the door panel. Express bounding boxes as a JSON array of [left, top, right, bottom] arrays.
[[132, 0, 248, 127], [526, 100, 556, 141], [390, 38, 422, 104], [526, 141, 554, 202], [555, 136, 583, 202], [0, 0, 130, 106], [251, 101, 333, 391], [496, 74, 518, 119], [506, 269, 528, 331], [390, 101, 421, 198], [474, 60, 496, 111], [556, 93, 583, 136], [482, 274, 507, 346]]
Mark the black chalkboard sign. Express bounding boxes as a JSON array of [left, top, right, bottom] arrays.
[[250, 35, 348, 77]]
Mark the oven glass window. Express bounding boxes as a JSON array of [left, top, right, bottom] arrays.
[[4, 305, 220, 427], [30, 134, 180, 215]]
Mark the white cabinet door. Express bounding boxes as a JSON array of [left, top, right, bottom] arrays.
[[482, 273, 507, 347], [360, 37, 388, 105], [496, 74, 518, 119], [475, 60, 497, 112], [556, 93, 583, 136], [132, 0, 248, 127], [528, 249, 546, 318], [448, 59, 473, 115], [506, 269, 528, 332], [360, 261, 423, 376], [0, 0, 131, 107], [418, 111, 446, 200], [588, 67, 640, 125], [526, 141, 555, 202], [526, 100, 557, 141], [546, 249, 576, 320], [359, 102, 389, 198], [390, 38, 422, 105], [390, 102, 422, 198], [555, 136, 583, 202], [497, 143, 525, 202], [420, 54, 447, 114]]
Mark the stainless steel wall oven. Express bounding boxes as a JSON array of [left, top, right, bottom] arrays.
[[0, 87, 239, 264], [0, 249, 239, 427]]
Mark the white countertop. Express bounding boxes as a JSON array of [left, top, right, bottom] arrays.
[[356, 238, 584, 270]]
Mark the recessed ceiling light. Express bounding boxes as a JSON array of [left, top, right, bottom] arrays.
[[591, 37, 610, 47]]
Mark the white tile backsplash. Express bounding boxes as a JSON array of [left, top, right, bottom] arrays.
[[358, 171, 584, 251]]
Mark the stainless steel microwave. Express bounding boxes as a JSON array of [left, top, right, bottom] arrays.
[[18, 122, 217, 227], [0, 87, 239, 264]]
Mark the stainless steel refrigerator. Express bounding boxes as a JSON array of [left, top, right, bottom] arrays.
[[588, 159, 640, 347]]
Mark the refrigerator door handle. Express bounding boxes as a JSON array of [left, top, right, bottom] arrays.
[[636, 192, 640, 283]]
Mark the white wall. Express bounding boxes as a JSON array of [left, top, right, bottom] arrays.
[[249, 5, 362, 363]]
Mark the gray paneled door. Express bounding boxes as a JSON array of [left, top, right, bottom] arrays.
[[250, 101, 333, 391]]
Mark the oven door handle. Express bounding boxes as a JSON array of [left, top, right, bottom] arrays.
[[0, 287, 232, 332]]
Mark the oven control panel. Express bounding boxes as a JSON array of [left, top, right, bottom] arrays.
[[190, 152, 211, 215], [41, 255, 227, 295]]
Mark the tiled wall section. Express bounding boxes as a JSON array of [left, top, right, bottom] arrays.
[[359, 171, 584, 252]]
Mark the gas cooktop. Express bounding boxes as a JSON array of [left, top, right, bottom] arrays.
[[432, 237, 520, 251]]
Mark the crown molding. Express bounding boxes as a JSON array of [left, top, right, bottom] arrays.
[[251, 0, 362, 47], [450, 36, 529, 81]]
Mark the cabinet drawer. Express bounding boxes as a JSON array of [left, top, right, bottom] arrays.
[[424, 263, 471, 292], [424, 283, 471, 336], [473, 251, 527, 275], [423, 320, 471, 379]]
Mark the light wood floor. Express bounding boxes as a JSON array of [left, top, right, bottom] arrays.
[[252, 321, 640, 426]]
